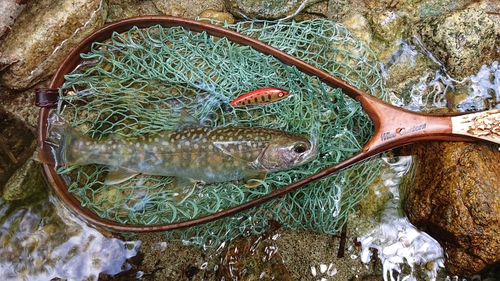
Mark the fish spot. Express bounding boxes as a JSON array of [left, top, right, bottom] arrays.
[[154, 138, 159, 142], [162, 141, 169, 146], [194, 143, 199, 149], [208, 144, 213, 149], [185, 141, 190, 146], [136, 143, 141, 148], [202, 138, 208, 143]]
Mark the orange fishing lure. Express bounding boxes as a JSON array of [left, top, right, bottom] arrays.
[[230, 87, 290, 107]]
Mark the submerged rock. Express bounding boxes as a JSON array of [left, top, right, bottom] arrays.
[[224, 0, 323, 20], [412, 8, 499, 80], [217, 236, 292, 280], [0, 0, 107, 90], [217, 220, 291, 280], [402, 141, 500, 276]]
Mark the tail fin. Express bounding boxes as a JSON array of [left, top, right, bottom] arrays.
[[35, 111, 83, 166]]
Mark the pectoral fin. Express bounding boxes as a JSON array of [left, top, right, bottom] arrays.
[[172, 177, 201, 204], [244, 170, 268, 188], [213, 141, 269, 162], [105, 167, 139, 185]]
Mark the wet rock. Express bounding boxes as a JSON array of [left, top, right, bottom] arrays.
[[413, 0, 472, 18], [402, 141, 500, 276], [152, 0, 225, 19], [217, 236, 292, 280], [2, 157, 45, 201], [0, 0, 107, 90], [224, 0, 323, 20], [0, 109, 35, 190], [412, 8, 499, 80], [0, 0, 28, 43], [198, 9, 235, 24], [342, 13, 372, 45], [367, 6, 409, 43], [327, 0, 365, 23], [106, 0, 161, 23]]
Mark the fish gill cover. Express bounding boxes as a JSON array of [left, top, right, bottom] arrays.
[[54, 19, 386, 247]]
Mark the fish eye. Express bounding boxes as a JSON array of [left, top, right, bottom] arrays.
[[293, 142, 308, 154]]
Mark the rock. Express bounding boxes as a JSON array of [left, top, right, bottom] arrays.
[[412, 8, 499, 80], [106, 0, 161, 23], [198, 9, 235, 24], [216, 220, 291, 280], [224, 0, 322, 20], [0, 109, 35, 190], [402, 141, 500, 276], [2, 157, 45, 201], [0, 0, 28, 43], [0, 0, 107, 90], [342, 13, 372, 46], [217, 236, 292, 280], [152, 0, 225, 19], [327, 0, 365, 23]]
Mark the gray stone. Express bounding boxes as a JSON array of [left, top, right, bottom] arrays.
[[0, 0, 108, 90], [413, 8, 499, 79]]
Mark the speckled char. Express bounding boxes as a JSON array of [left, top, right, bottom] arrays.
[[69, 125, 316, 186]]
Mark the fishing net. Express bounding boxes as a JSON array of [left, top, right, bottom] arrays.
[[54, 19, 386, 247]]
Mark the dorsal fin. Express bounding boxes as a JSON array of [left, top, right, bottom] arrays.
[[174, 109, 200, 131]]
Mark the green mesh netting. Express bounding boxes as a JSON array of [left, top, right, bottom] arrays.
[[55, 19, 386, 247]]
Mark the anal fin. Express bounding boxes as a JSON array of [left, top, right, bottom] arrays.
[[172, 177, 201, 204]]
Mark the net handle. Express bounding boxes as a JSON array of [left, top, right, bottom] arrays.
[[38, 16, 498, 232]]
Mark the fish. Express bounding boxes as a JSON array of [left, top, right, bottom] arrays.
[[37, 111, 318, 202], [230, 87, 290, 107]]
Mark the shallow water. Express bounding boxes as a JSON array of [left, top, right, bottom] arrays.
[[0, 194, 140, 281]]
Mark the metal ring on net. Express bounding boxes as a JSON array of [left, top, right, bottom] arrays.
[[37, 16, 500, 233]]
